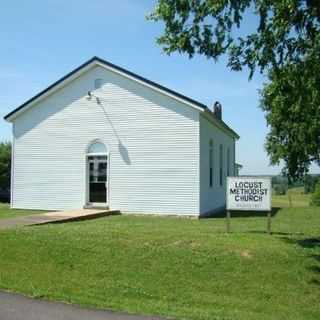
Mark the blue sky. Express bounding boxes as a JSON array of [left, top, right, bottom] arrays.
[[0, 0, 318, 175]]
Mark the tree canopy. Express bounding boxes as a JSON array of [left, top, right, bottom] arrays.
[[149, 0, 320, 77], [260, 51, 320, 179], [148, 0, 320, 179]]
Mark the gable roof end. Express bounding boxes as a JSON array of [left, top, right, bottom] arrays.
[[3, 56, 239, 139], [4, 56, 206, 121]]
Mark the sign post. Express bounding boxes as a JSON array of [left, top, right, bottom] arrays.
[[226, 176, 272, 234], [267, 210, 271, 234], [226, 210, 231, 233]]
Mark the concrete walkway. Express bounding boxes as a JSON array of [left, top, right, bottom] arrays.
[[0, 291, 164, 320], [0, 209, 119, 230]]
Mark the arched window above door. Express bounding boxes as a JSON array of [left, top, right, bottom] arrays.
[[87, 141, 108, 155]]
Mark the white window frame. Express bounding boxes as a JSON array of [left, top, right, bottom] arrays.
[[85, 141, 110, 206], [209, 139, 214, 187], [219, 144, 223, 187]]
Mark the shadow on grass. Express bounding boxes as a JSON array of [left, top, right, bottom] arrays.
[[309, 265, 320, 273], [310, 278, 320, 285], [247, 230, 304, 236], [206, 207, 281, 219], [311, 254, 320, 262], [281, 236, 320, 284], [282, 237, 320, 249]]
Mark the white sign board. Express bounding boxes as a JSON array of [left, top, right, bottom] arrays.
[[226, 176, 271, 211]]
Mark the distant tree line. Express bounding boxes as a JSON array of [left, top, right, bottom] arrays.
[[272, 176, 289, 195], [272, 174, 320, 206], [303, 175, 319, 194], [272, 174, 320, 195], [0, 142, 11, 202], [311, 182, 320, 206]]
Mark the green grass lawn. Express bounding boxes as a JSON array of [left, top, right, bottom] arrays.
[[0, 203, 319, 319], [0, 203, 45, 220]]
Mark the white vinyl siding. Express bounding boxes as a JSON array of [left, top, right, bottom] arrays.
[[12, 65, 200, 215], [199, 115, 235, 214]]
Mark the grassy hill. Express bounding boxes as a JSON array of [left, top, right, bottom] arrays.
[[0, 201, 319, 320]]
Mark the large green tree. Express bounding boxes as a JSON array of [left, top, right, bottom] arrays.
[[260, 52, 320, 179], [0, 142, 11, 192], [148, 0, 320, 179]]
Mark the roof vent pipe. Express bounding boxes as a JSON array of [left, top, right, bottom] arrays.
[[213, 101, 222, 120]]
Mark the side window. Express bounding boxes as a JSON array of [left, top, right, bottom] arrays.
[[219, 144, 223, 186], [209, 140, 213, 187], [227, 148, 230, 176]]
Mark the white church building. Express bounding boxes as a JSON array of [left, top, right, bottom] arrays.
[[4, 57, 239, 216]]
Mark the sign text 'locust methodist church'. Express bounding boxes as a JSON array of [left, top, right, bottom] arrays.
[[226, 177, 272, 211]]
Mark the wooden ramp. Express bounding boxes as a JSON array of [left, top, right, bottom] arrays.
[[0, 209, 120, 230]]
